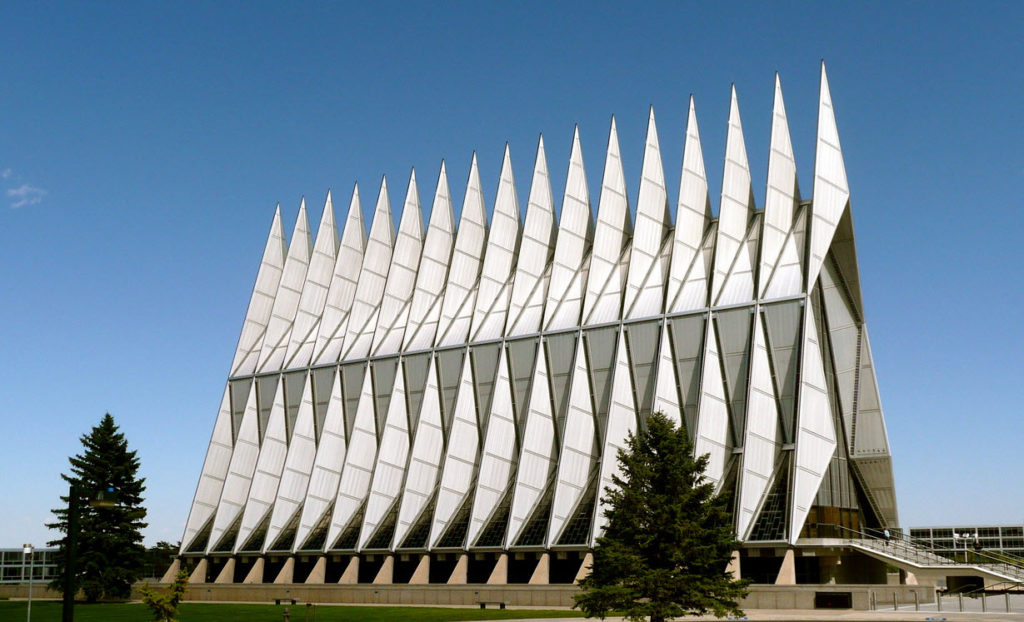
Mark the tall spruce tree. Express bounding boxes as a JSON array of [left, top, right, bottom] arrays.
[[47, 413, 148, 602], [575, 412, 748, 621]]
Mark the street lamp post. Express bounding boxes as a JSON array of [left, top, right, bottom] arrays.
[[23, 543, 33, 622]]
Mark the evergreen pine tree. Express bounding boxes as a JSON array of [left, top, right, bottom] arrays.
[[575, 411, 748, 621], [47, 413, 148, 602]]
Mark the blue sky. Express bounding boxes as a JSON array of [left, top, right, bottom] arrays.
[[1, 2, 1022, 546]]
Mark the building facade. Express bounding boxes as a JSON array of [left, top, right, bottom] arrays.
[[178, 63, 898, 585]]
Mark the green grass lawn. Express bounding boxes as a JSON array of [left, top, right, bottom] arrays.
[[0, 601, 585, 621]]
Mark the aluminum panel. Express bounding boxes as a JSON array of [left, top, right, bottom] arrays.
[[759, 75, 802, 299], [393, 357, 444, 547], [583, 117, 631, 326], [403, 162, 455, 351], [548, 337, 597, 546], [437, 154, 486, 347], [544, 127, 593, 332], [820, 257, 859, 444], [264, 373, 316, 551], [430, 357, 481, 548], [764, 207, 807, 300], [206, 382, 260, 553], [180, 386, 234, 553], [807, 62, 851, 289], [711, 87, 755, 306], [284, 194, 340, 370], [717, 213, 761, 308], [373, 172, 425, 356], [360, 363, 410, 549], [667, 314, 706, 440], [651, 322, 682, 427], [789, 294, 838, 544], [294, 369, 346, 550], [625, 108, 670, 319], [694, 314, 730, 490], [257, 202, 312, 373], [341, 179, 395, 361], [471, 146, 521, 342], [736, 317, 781, 540], [507, 136, 556, 337], [507, 346, 557, 545], [591, 329, 637, 544], [467, 349, 517, 546], [235, 379, 289, 552], [666, 99, 713, 314], [231, 208, 286, 377], [312, 187, 366, 365], [325, 365, 377, 549]]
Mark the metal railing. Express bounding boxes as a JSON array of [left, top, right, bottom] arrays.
[[815, 524, 1024, 582]]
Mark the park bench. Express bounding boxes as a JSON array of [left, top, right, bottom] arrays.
[[477, 600, 507, 609]]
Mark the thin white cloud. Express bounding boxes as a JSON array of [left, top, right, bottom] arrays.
[[0, 169, 11, 179], [7, 184, 47, 208]]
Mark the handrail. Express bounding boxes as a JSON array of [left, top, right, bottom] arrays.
[[812, 524, 1024, 581], [961, 581, 1024, 597]]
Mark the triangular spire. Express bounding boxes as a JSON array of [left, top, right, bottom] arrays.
[[583, 116, 632, 326], [206, 381, 260, 553], [372, 169, 425, 356], [711, 85, 756, 306], [264, 373, 317, 551], [544, 125, 593, 331], [341, 177, 395, 360], [257, 200, 312, 373], [312, 185, 366, 365], [759, 73, 803, 298], [666, 97, 714, 313], [284, 191, 341, 369], [472, 144, 521, 342], [231, 207, 287, 376], [235, 378, 288, 553], [625, 106, 671, 319], [404, 161, 456, 351], [436, 153, 486, 347], [807, 61, 851, 289], [507, 135, 556, 337]]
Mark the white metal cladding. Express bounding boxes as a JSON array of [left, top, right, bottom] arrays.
[[625, 108, 671, 320], [341, 179, 395, 361], [234, 378, 288, 552], [293, 368, 346, 551], [436, 155, 486, 347], [467, 347, 517, 546], [325, 365, 378, 549], [372, 172, 425, 356], [359, 362, 410, 549], [666, 99, 713, 314], [264, 372, 317, 552], [507, 137, 556, 337], [284, 194, 340, 370], [544, 127, 592, 332], [712, 87, 756, 307], [230, 208, 286, 377], [759, 75, 802, 299], [179, 386, 233, 553], [312, 187, 366, 366], [583, 117, 632, 326], [185, 67, 900, 559], [403, 163, 455, 351], [257, 202, 312, 373], [471, 146, 521, 342], [206, 381, 261, 553]]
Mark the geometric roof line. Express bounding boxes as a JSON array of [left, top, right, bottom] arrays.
[[759, 73, 802, 299], [340, 177, 395, 361], [711, 85, 756, 306], [403, 161, 457, 351], [284, 192, 341, 370], [665, 96, 713, 313], [257, 199, 312, 373], [311, 185, 366, 365], [543, 125, 593, 332], [624, 106, 671, 320], [230, 206, 286, 377], [506, 134, 556, 337], [807, 61, 851, 290]]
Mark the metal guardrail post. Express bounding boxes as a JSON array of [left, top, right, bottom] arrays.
[[958, 592, 963, 612], [914, 590, 919, 611], [982, 592, 987, 612], [936, 590, 942, 611], [893, 592, 898, 610], [870, 590, 876, 610], [1007, 592, 1011, 613]]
